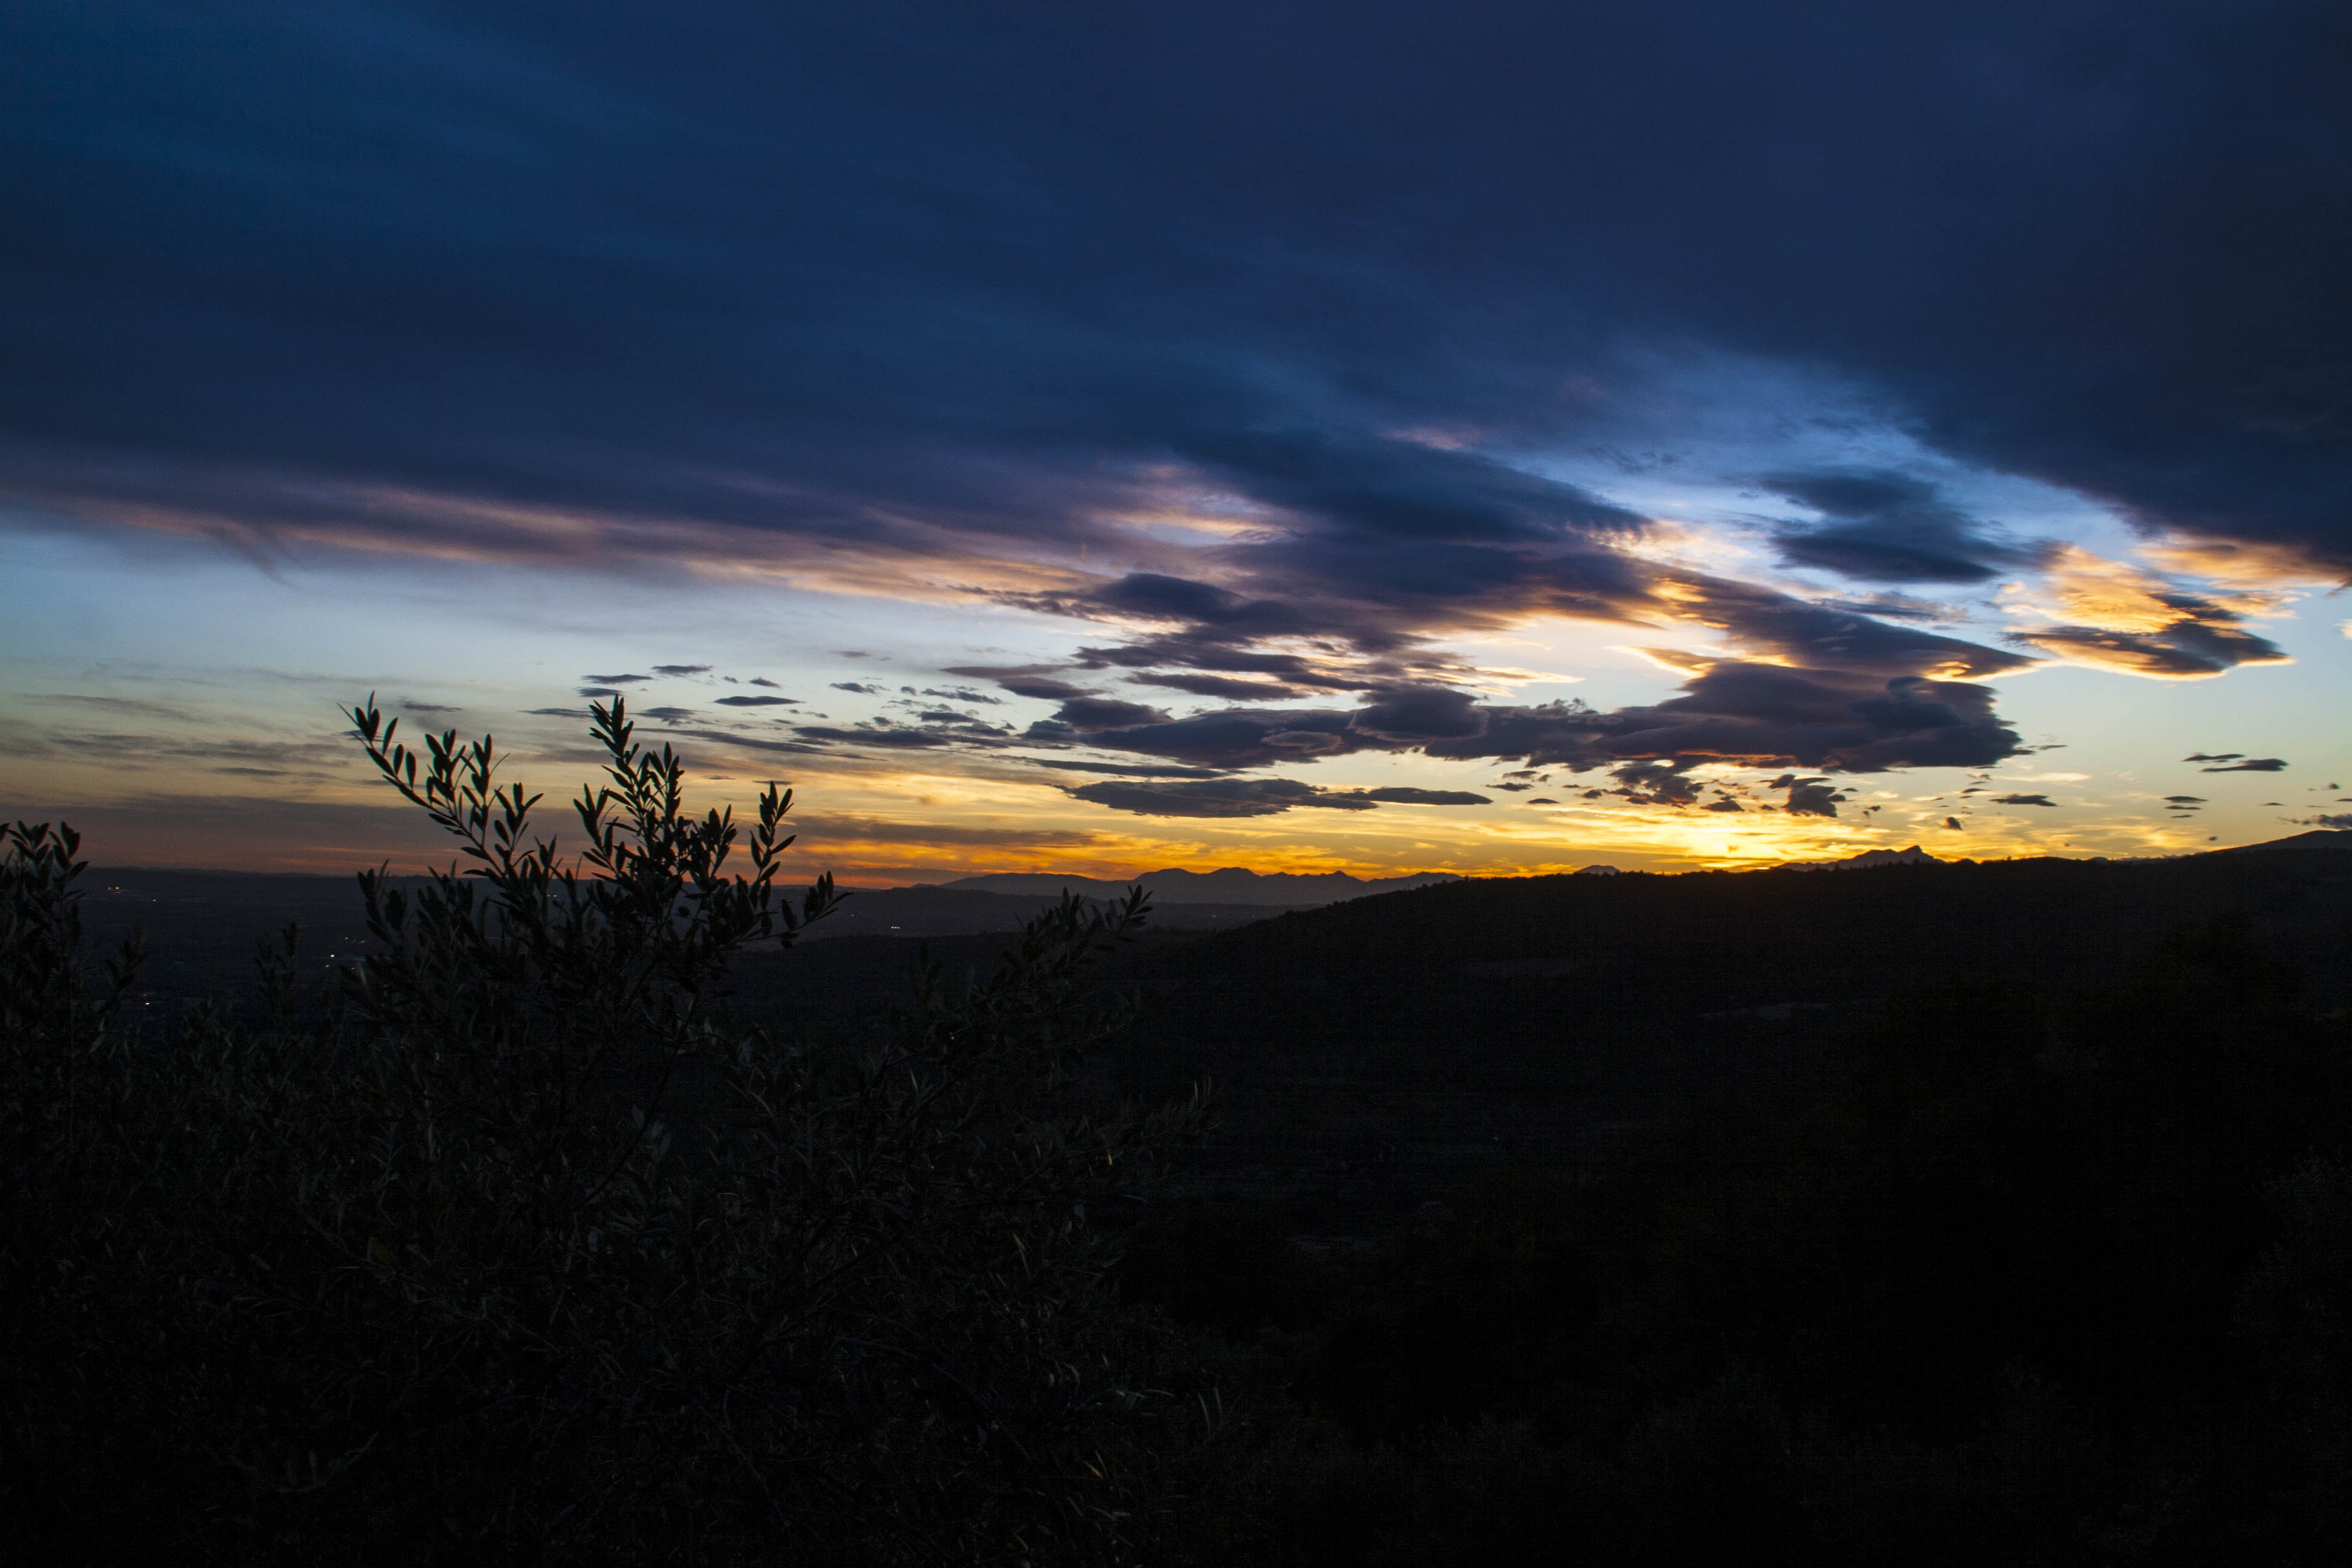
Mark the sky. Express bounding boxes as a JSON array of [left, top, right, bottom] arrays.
[[4, 1, 2351, 881]]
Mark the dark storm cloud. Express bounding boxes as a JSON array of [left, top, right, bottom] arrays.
[[1065, 776, 1485, 818], [1604, 760, 1705, 807], [713, 694, 795, 707], [1990, 793, 2058, 806], [8, 1, 2351, 762], [1046, 697, 1171, 733], [1183, 429, 1647, 550], [2202, 757, 2288, 773], [1072, 645, 1364, 691], [1021, 595, 2032, 785], [944, 666, 1106, 702], [1787, 785, 1844, 823], [1022, 758, 1227, 779], [1068, 778, 1382, 819], [4, 6, 2343, 593], [1766, 470, 2050, 584], [1125, 671, 1304, 702], [1002, 676, 1103, 701], [1675, 584, 2032, 680], [1025, 659, 2023, 776], [1780, 780, 1846, 818], [1428, 664, 2025, 773], [1029, 707, 1368, 769], [1347, 685, 1488, 743], [2021, 622, 2287, 679], [584, 674, 653, 685], [651, 664, 709, 676]]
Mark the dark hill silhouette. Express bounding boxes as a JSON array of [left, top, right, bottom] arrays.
[[2211, 828, 2352, 855], [74, 869, 1301, 1004], [938, 866, 1459, 905], [779, 883, 1295, 938], [79, 835, 2352, 1232], [1084, 838, 2352, 1225]]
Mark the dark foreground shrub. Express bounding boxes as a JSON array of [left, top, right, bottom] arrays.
[[1, 699, 1209, 1565]]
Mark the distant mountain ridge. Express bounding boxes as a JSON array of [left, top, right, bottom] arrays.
[[1777, 832, 2352, 872], [933, 866, 1460, 906], [2211, 829, 2352, 855], [1780, 844, 1944, 872]]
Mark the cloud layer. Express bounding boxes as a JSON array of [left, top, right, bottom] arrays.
[[5, 0, 2348, 831]]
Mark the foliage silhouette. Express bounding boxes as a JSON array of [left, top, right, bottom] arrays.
[[2, 699, 1210, 1565], [17, 713, 2352, 1565]]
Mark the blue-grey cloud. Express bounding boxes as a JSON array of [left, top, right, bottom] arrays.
[[1771, 777, 1847, 818], [1126, 671, 1304, 702], [1013, 659, 2024, 777], [1069, 777, 1382, 818], [2019, 609, 2288, 678], [1022, 758, 1226, 779], [1357, 787, 1490, 805], [1063, 776, 1485, 818], [1767, 469, 2049, 584]]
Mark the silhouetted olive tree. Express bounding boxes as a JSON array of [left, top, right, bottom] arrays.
[[2, 699, 1209, 1566]]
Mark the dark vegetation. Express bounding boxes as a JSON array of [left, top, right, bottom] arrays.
[[11, 701, 2352, 1563], [4, 702, 1212, 1565], [1123, 911, 2352, 1563]]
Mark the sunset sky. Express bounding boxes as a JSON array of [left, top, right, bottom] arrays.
[[5, 2, 2350, 881]]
